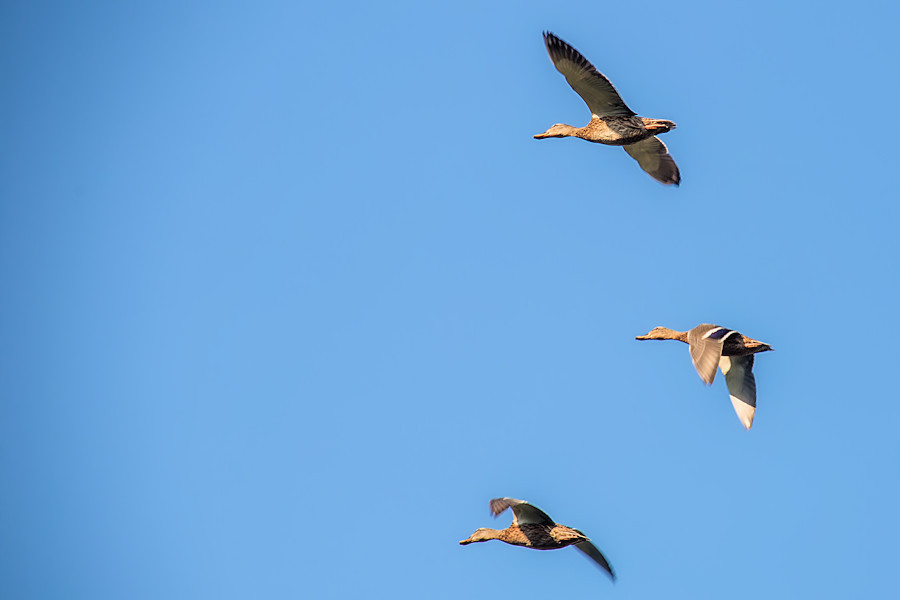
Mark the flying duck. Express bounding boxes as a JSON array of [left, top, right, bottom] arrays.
[[460, 497, 615, 579], [535, 32, 680, 185], [636, 324, 773, 429]]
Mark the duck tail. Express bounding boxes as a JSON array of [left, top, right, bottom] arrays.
[[642, 118, 676, 134]]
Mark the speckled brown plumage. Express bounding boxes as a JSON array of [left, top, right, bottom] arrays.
[[537, 116, 676, 146], [463, 522, 589, 549]]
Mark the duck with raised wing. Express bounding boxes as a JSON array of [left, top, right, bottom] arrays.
[[635, 325, 772, 429], [460, 497, 615, 580], [535, 32, 680, 185]]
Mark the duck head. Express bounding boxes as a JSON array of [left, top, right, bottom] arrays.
[[635, 326, 682, 341], [459, 528, 500, 545], [533, 123, 577, 139]]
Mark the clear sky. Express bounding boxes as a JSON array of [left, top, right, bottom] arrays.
[[2, 1, 899, 598]]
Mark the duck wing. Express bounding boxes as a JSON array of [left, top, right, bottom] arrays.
[[543, 32, 636, 118], [623, 137, 680, 185], [719, 355, 757, 430], [490, 497, 554, 525], [574, 541, 616, 580], [687, 325, 740, 384]]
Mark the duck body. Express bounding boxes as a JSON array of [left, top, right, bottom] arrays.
[[536, 116, 677, 146], [636, 324, 772, 360], [716, 330, 772, 357], [462, 522, 589, 549]]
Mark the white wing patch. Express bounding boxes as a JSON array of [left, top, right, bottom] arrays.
[[730, 397, 756, 430], [719, 355, 757, 430]]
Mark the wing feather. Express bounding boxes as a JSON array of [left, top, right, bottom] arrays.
[[719, 355, 757, 430], [687, 325, 729, 384], [489, 498, 554, 525], [623, 137, 680, 185], [574, 541, 616, 580], [543, 32, 635, 118]]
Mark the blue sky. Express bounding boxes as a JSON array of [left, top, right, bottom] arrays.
[[2, 1, 899, 598]]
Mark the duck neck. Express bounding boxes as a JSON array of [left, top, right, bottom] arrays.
[[497, 526, 529, 545], [558, 124, 584, 138], [534, 123, 582, 139], [657, 327, 689, 343], [470, 528, 502, 543]]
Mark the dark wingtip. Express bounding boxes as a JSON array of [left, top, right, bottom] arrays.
[[542, 31, 562, 48]]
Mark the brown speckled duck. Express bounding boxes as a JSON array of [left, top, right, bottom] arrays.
[[636, 324, 773, 429], [535, 32, 680, 186], [460, 497, 615, 580]]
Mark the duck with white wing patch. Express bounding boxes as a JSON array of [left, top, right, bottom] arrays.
[[636, 324, 773, 429]]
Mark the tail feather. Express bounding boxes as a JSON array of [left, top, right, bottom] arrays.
[[641, 118, 676, 134]]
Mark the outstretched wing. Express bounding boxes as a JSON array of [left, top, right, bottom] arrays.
[[574, 541, 616, 580], [489, 497, 554, 525], [543, 32, 636, 118], [687, 325, 738, 385], [719, 355, 757, 430], [623, 137, 681, 185]]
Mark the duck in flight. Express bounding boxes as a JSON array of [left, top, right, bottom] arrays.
[[535, 32, 680, 186], [460, 497, 615, 580], [636, 324, 773, 429]]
